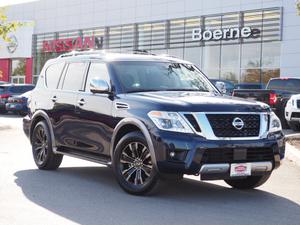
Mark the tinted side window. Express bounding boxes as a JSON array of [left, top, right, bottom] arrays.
[[10, 86, 23, 93], [46, 62, 65, 89], [62, 62, 87, 91], [268, 79, 300, 92], [85, 63, 110, 92], [23, 86, 34, 92]]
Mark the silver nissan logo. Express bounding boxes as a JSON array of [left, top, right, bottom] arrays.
[[232, 117, 244, 130]]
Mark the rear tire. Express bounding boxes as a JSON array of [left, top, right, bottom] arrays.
[[224, 174, 271, 189], [112, 131, 159, 195], [31, 121, 63, 170], [288, 121, 300, 131]]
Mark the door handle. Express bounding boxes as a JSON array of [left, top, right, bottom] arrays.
[[77, 99, 85, 106], [51, 96, 57, 102]]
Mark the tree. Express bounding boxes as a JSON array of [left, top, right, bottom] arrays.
[[0, 7, 24, 44], [297, 0, 300, 16]]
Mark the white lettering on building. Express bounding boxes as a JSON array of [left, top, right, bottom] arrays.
[[192, 27, 255, 41]]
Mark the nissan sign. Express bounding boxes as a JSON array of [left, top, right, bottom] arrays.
[[192, 27, 260, 41]]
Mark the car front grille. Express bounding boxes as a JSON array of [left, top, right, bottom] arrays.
[[201, 148, 274, 164], [206, 114, 260, 137], [291, 112, 300, 118]]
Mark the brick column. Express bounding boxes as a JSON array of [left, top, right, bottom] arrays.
[[25, 58, 33, 84], [0, 59, 10, 82]]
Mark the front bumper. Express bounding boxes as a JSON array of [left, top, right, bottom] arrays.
[[285, 107, 300, 122], [150, 129, 285, 179]]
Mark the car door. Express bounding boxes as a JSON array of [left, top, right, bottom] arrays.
[[51, 61, 88, 149], [74, 61, 115, 157]]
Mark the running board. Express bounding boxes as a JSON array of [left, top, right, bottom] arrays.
[[55, 148, 112, 166]]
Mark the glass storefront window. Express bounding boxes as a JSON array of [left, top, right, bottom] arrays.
[[241, 69, 261, 83], [221, 13, 240, 45], [11, 59, 26, 84], [262, 68, 280, 84], [202, 45, 220, 78], [241, 43, 261, 68], [184, 47, 201, 68], [32, 8, 282, 85], [204, 16, 221, 45], [220, 44, 240, 83], [170, 19, 185, 48], [262, 41, 280, 68], [168, 48, 184, 59]]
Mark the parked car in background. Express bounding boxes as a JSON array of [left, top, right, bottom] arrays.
[[5, 91, 32, 116], [0, 84, 35, 113], [233, 78, 300, 128], [285, 94, 300, 131], [210, 79, 235, 95], [234, 83, 265, 90]]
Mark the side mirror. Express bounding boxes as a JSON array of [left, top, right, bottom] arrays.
[[215, 81, 227, 95], [90, 77, 111, 94]]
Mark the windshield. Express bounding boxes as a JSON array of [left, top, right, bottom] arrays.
[[267, 79, 300, 92], [111, 61, 215, 93]]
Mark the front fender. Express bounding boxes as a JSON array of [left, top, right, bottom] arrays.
[[110, 118, 157, 170]]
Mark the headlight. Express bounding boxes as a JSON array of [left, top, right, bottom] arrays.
[[148, 111, 193, 133], [269, 112, 282, 133]]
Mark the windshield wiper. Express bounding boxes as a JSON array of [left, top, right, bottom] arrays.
[[164, 88, 209, 92], [126, 89, 162, 93]]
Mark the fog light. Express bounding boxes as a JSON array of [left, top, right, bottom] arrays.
[[169, 151, 175, 158]]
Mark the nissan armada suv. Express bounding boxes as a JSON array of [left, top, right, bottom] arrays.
[[23, 51, 285, 195]]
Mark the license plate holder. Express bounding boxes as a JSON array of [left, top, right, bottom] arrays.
[[230, 163, 251, 177]]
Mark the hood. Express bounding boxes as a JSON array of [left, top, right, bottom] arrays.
[[121, 91, 270, 113]]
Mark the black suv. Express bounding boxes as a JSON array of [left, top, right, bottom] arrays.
[[23, 51, 285, 195]]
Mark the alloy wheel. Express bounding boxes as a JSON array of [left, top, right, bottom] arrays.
[[119, 142, 153, 185], [33, 125, 48, 165]]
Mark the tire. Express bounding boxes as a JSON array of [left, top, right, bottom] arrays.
[[31, 121, 63, 170], [288, 121, 300, 132], [224, 174, 271, 189], [112, 131, 159, 195]]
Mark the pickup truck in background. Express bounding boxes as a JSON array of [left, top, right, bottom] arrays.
[[233, 78, 300, 128]]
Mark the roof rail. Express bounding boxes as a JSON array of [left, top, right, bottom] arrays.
[[58, 49, 107, 58], [132, 49, 156, 55]]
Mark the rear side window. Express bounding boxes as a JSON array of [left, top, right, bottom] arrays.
[[267, 79, 300, 92], [85, 63, 110, 92], [46, 62, 65, 89], [62, 62, 87, 91], [0, 86, 7, 93], [5, 85, 34, 94]]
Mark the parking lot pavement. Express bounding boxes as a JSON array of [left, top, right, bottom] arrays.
[[0, 115, 300, 225]]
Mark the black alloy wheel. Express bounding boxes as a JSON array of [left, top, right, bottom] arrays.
[[113, 131, 159, 195], [32, 121, 63, 170]]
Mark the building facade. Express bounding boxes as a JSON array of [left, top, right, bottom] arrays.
[[1, 0, 300, 85]]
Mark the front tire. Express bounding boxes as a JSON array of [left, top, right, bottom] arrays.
[[224, 174, 271, 189], [113, 131, 159, 195], [31, 121, 63, 170]]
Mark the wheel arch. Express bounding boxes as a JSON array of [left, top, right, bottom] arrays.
[[30, 110, 57, 151], [110, 118, 157, 169]]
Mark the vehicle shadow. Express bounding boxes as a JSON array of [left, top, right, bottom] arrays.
[[14, 167, 300, 225]]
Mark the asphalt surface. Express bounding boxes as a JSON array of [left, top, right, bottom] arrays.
[[0, 114, 300, 225]]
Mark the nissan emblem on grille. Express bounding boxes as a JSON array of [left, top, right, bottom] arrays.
[[232, 117, 244, 130]]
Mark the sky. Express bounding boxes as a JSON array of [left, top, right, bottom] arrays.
[[0, 0, 38, 7]]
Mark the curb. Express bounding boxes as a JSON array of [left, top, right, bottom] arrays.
[[285, 143, 300, 167]]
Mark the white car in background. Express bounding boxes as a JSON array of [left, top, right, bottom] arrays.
[[285, 94, 300, 131]]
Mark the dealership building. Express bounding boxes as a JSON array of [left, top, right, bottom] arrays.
[[0, 0, 299, 85]]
